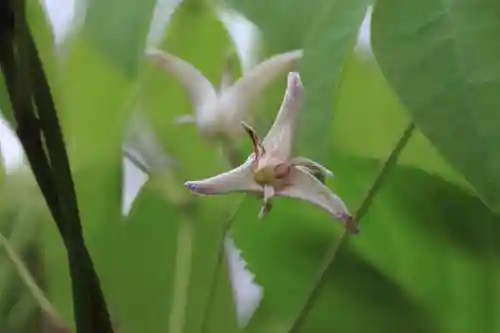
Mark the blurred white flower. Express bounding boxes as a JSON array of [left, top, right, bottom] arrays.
[[41, 0, 76, 44], [216, 7, 262, 73], [146, 0, 184, 49], [224, 235, 263, 328], [184, 72, 359, 234], [0, 116, 25, 174], [122, 110, 177, 216], [145, 48, 303, 145], [355, 6, 374, 58]]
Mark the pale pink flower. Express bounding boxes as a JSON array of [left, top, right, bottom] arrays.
[[184, 72, 359, 234]]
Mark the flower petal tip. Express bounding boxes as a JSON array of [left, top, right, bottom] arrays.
[[287, 72, 303, 94], [184, 181, 202, 194], [289, 49, 304, 58]]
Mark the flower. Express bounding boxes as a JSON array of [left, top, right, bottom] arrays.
[[184, 72, 359, 235], [145, 48, 303, 144]]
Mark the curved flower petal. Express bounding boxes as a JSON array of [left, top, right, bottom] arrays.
[[278, 166, 359, 234], [175, 114, 196, 125], [262, 72, 303, 160], [146, 49, 217, 113], [224, 236, 264, 328], [184, 161, 261, 195], [291, 156, 334, 178], [220, 48, 236, 93], [226, 50, 303, 118]]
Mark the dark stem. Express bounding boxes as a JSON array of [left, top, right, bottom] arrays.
[[0, 1, 113, 332], [288, 122, 416, 332]]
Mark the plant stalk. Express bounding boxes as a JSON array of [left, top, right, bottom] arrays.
[[288, 122, 416, 332]]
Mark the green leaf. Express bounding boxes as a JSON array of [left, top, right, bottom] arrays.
[[85, 0, 158, 75], [88, 174, 238, 333], [231, 152, 500, 333], [297, 0, 369, 161], [0, 77, 14, 125], [329, 54, 464, 184], [371, 0, 500, 213], [201, 250, 240, 333], [90, 181, 182, 333], [59, 36, 130, 231], [227, 0, 324, 52]]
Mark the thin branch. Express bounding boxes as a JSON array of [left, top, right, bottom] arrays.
[[0, 232, 68, 332], [168, 218, 195, 333], [288, 122, 416, 332], [123, 148, 151, 175]]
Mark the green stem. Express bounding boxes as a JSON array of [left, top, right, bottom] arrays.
[[0, 232, 68, 332], [288, 122, 416, 332], [168, 218, 195, 333]]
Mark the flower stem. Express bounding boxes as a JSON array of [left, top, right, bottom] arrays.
[[288, 122, 416, 332], [168, 217, 195, 333]]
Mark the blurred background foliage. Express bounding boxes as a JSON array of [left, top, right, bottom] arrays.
[[0, 0, 499, 332]]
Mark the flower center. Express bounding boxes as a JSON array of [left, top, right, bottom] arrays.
[[253, 163, 291, 188]]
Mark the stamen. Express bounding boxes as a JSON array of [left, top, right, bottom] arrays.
[[242, 122, 265, 160]]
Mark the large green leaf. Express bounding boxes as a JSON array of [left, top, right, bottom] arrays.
[[87, 172, 238, 333], [296, 0, 369, 161], [58, 36, 130, 233], [227, 0, 324, 52], [229, 151, 500, 333], [371, 0, 500, 213], [85, 0, 158, 75], [90, 179, 181, 333]]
